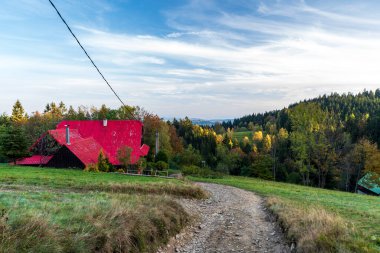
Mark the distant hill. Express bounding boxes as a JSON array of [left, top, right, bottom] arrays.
[[226, 89, 380, 126], [190, 118, 232, 126], [223, 89, 380, 145], [163, 117, 232, 126]]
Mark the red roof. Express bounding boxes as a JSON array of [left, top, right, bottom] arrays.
[[17, 155, 53, 165], [19, 120, 149, 167], [66, 137, 106, 165]]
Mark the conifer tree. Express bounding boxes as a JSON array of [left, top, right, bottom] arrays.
[[0, 124, 29, 164], [11, 100, 27, 123]]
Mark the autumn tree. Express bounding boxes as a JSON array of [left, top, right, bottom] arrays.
[[168, 125, 183, 154], [97, 150, 112, 172], [143, 113, 172, 161], [263, 134, 272, 153], [11, 100, 27, 124], [350, 139, 380, 189], [117, 146, 133, 169], [289, 103, 341, 186], [252, 131, 263, 142]]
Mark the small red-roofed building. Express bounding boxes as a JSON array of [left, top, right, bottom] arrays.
[[16, 120, 149, 169]]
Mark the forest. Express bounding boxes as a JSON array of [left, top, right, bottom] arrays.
[[0, 89, 379, 192]]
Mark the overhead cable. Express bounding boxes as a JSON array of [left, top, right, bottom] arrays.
[[48, 0, 137, 120]]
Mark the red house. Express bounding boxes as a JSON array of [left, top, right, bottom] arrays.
[[17, 120, 149, 169]]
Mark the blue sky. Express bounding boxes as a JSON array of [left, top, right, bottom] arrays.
[[1, 0, 380, 118]]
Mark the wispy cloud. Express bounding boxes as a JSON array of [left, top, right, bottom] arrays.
[[1, 0, 380, 118]]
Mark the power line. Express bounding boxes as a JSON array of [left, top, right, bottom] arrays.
[[48, 0, 137, 120]]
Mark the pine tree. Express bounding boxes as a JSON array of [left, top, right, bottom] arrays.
[[97, 150, 110, 172], [66, 106, 77, 119], [0, 125, 29, 164], [11, 100, 27, 123]]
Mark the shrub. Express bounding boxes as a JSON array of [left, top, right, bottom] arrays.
[[117, 146, 133, 169], [181, 165, 223, 178], [215, 162, 229, 174], [97, 150, 112, 172], [155, 150, 169, 163], [243, 154, 274, 180], [136, 158, 147, 174], [84, 163, 99, 172], [169, 160, 181, 170], [155, 161, 168, 171], [178, 145, 202, 166]]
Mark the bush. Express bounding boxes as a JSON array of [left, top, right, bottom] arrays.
[[169, 160, 181, 170], [117, 146, 133, 169], [147, 162, 156, 169], [181, 165, 223, 178], [97, 150, 113, 172], [178, 145, 202, 166], [155, 150, 169, 163], [84, 163, 99, 172], [138, 157, 147, 168], [215, 162, 229, 174], [243, 155, 274, 180], [155, 161, 168, 171]]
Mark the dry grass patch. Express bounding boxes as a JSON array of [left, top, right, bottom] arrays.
[[83, 182, 208, 199], [0, 214, 61, 253], [0, 194, 190, 253], [0, 167, 208, 252], [267, 197, 375, 253]]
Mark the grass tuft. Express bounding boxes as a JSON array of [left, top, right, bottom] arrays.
[[0, 195, 190, 253], [0, 213, 61, 253], [267, 197, 351, 253]]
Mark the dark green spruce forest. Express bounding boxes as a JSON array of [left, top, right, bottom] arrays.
[[1, 89, 379, 192]]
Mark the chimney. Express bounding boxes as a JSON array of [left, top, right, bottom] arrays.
[[65, 124, 70, 145], [103, 119, 107, 127], [155, 130, 159, 155]]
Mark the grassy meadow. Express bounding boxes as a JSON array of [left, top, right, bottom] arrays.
[[0, 165, 206, 253], [233, 131, 252, 141], [191, 176, 380, 253]]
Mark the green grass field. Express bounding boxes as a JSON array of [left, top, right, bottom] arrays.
[[0, 165, 205, 253], [191, 176, 380, 253], [233, 131, 252, 141]]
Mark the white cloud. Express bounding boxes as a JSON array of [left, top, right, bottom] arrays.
[[1, 0, 380, 118]]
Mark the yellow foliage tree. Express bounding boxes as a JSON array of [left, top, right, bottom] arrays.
[[243, 136, 250, 146], [228, 139, 233, 149], [352, 139, 380, 188], [253, 131, 263, 142], [361, 140, 380, 175], [216, 134, 224, 144], [11, 100, 27, 124], [227, 128, 234, 139], [278, 128, 289, 140], [263, 134, 272, 153]]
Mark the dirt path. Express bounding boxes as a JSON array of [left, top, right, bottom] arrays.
[[158, 183, 291, 253]]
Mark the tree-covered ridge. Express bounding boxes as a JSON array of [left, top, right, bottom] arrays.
[[225, 89, 380, 146], [216, 90, 380, 191]]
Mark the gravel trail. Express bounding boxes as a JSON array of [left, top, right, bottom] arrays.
[[158, 183, 291, 253]]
